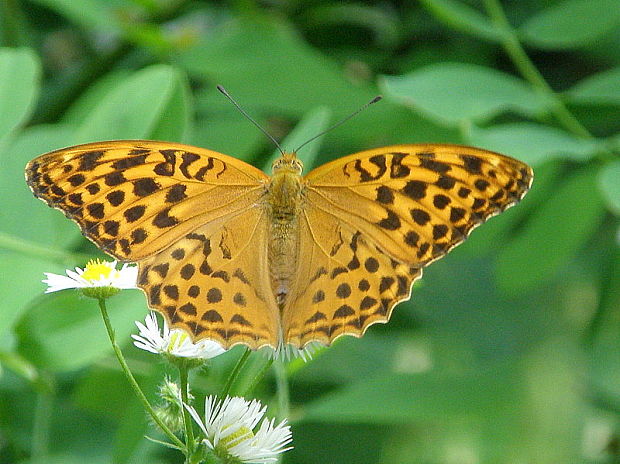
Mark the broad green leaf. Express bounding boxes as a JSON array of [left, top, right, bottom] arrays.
[[16, 289, 146, 372], [189, 116, 265, 165], [268, 106, 332, 170], [75, 65, 190, 142], [495, 166, 606, 293], [380, 63, 547, 126], [294, 334, 423, 385], [519, 0, 620, 49], [62, 69, 133, 125], [468, 122, 601, 164], [176, 18, 372, 116], [598, 160, 620, 215], [566, 66, 620, 104], [149, 70, 192, 142], [418, 0, 502, 42], [0, 47, 40, 141], [175, 17, 454, 150], [303, 369, 517, 424], [1, 124, 81, 248], [0, 250, 65, 338]]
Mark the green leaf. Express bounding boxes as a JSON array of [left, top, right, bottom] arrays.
[[0, 250, 66, 338], [0, 47, 40, 141], [29, 0, 121, 33], [177, 18, 455, 154], [16, 289, 146, 372], [1, 124, 81, 248], [302, 366, 521, 424], [519, 0, 620, 49], [566, 66, 620, 104], [267, 106, 332, 171], [418, 0, 502, 42], [305, 4, 401, 48], [149, 70, 192, 142], [598, 160, 620, 215], [495, 166, 606, 293], [468, 122, 601, 164], [590, 250, 620, 398], [62, 69, 134, 125], [176, 18, 372, 117], [380, 63, 547, 126], [74, 65, 190, 142], [0, 350, 38, 383]]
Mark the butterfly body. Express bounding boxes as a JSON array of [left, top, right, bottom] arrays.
[[266, 152, 306, 310], [26, 140, 532, 350]]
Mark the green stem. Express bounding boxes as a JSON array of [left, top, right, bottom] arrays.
[[221, 348, 251, 398], [97, 298, 185, 451], [31, 385, 53, 463], [482, 0, 592, 138], [243, 358, 274, 396], [583, 246, 620, 345], [0, 232, 92, 266], [178, 362, 195, 458], [273, 361, 290, 422]]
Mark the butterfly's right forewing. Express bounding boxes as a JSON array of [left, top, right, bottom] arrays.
[[281, 144, 532, 347]]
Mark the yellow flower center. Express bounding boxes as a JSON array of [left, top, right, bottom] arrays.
[[168, 331, 190, 351], [81, 259, 118, 283], [220, 426, 254, 450]]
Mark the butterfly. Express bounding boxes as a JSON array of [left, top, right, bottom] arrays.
[[26, 139, 532, 350]]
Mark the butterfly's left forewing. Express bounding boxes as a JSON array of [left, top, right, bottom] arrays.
[[26, 140, 269, 261], [282, 144, 532, 347]]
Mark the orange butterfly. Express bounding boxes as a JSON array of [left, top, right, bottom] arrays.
[[25, 94, 532, 350]]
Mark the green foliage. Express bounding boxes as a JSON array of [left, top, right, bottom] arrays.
[[380, 62, 548, 125], [0, 0, 618, 463]]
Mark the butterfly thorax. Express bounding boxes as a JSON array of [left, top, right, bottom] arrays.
[[267, 153, 306, 308]]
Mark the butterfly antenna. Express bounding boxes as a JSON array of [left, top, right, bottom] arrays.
[[217, 85, 285, 155], [294, 95, 382, 153]]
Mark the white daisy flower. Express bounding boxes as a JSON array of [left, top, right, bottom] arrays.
[[132, 312, 225, 360], [43, 259, 138, 298], [186, 395, 292, 463]]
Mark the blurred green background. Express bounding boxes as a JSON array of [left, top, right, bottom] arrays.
[[1, 0, 619, 462]]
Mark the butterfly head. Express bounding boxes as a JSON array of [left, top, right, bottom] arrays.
[[271, 152, 304, 175]]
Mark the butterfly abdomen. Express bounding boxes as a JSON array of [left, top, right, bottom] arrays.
[[266, 165, 305, 308]]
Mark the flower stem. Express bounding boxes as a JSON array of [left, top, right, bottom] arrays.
[[97, 298, 185, 450], [482, 0, 592, 138], [178, 362, 195, 456], [0, 231, 92, 267], [221, 348, 251, 398], [243, 358, 274, 396], [273, 361, 290, 422], [31, 385, 53, 463]]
